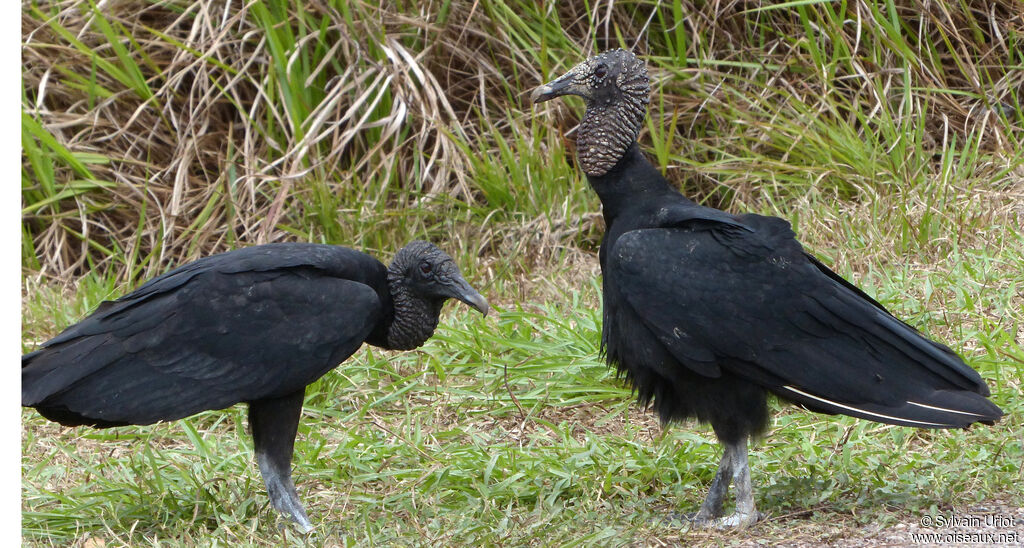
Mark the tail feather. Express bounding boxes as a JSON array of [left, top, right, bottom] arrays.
[[777, 384, 1002, 429], [22, 336, 119, 407]]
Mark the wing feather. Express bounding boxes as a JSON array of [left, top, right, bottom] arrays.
[[23, 245, 386, 426], [606, 220, 1000, 427]]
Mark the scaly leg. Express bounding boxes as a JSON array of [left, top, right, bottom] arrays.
[[713, 436, 760, 528], [250, 390, 312, 532], [690, 442, 735, 523]]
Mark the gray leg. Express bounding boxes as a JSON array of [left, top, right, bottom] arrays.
[[250, 390, 313, 532], [690, 437, 762, 529], [691, 443, 734, 522], [714, 436, 760, 528]]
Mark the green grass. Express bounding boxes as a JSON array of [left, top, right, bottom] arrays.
[[21, 0, 1024, 545], [21, 231, 1024, 545]]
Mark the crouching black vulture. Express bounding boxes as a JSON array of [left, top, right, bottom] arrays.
[[22, 241, 488, 531], [531, 49, 1002, 528]]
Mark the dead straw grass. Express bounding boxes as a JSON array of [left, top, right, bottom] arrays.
[[21, 0, 1023, 286]]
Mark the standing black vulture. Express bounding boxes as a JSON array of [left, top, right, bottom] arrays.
[[22, 241, 488, 531], [531, 49, 1002, 528]]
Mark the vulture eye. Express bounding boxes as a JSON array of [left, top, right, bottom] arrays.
[[419, 261, 433, 275], [594, 64, 608, 79]]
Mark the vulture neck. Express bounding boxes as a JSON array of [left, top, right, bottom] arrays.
[[585, 143, 677, 226], [384, 269, 442, 351]]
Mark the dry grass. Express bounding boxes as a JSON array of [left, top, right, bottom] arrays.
[[22, 0, 1023, 284]]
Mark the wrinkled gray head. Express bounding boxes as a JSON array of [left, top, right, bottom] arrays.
[[385, 241, 488, 350], [531, 49, 650, 177]]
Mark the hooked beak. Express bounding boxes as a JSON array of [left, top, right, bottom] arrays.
[[530, 71, 578, 104], [448, 277, 489, 316]]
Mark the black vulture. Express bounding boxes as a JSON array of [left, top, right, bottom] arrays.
[[531, 49, 1002, 528], [22, 241, 488, 531]]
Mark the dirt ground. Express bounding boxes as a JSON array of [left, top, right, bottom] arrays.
[[688, 499, 1024, 547]]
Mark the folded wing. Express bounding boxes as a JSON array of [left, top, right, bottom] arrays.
[[23, 245, 384, 426], [606, 215, 1001, 429]]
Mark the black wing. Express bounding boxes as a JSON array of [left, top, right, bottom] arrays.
[[606, 215, 1002, 428], [23, 244, 385, 426]]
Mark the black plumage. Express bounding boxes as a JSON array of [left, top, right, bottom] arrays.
[[22, 241, 488, 530], [532, 49, 1002, 528]]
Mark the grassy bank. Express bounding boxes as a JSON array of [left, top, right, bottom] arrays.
[[21, 0, 1023, 545]]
